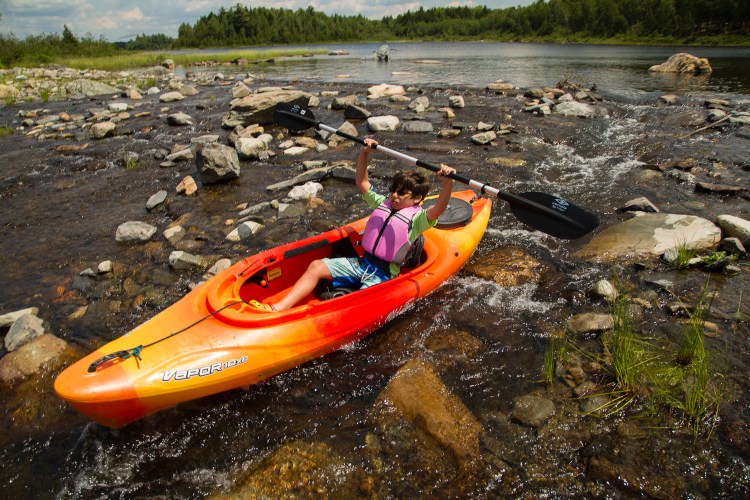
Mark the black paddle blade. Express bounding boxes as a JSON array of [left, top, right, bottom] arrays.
[[273, 102, 317, 132], [509, 192, 599, 239]]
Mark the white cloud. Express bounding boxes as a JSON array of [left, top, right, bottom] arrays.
[[120, 8, 147, 22]]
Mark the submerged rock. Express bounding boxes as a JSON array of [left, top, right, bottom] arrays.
[[375, 359, 482, 468], [511, 395, 555, 427], [463, 247, 546, 287], [216, 441, 346, 498], [567, 312, 615, 336], [168, 250, 207, 271], [555, 101, 608, 117]]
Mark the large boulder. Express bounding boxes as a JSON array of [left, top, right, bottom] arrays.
[[0, 334, 68, 384], [64, 79, 121, 97], [648, 53, 712, 74], [196, 143, 240, 184], [224, 89, 313, 128], [575, 213, 721, 262]]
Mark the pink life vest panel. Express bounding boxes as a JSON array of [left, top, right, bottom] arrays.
[[361, 201, 422, 266]]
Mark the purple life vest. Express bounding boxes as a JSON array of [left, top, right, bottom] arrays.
[[362, 200, 422, 266]]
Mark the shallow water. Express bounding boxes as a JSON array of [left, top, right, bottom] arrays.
[[1, 43, 749, 497], [191, 41, 750, 98]]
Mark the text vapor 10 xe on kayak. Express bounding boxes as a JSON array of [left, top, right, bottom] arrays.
[[54, 191, 493, 427]]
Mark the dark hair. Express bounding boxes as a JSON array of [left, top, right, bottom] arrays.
[[390, 170, 430, 200]]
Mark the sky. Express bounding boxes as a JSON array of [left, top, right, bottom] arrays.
[[0, 0, 534, 41]]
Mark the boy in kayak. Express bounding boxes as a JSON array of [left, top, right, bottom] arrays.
[[250, 138, 455, 312]]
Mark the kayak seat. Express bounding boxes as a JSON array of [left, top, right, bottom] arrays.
[[316, 284, 359, 301]]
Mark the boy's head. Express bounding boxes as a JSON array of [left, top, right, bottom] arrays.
[[390, 170, 430, 204]]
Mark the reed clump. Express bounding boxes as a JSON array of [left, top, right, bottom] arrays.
[[558, 282, 723, 437]]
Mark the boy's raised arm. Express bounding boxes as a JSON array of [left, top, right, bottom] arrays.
[[426, 164, 456, 222], [356, 138, 377, 194]]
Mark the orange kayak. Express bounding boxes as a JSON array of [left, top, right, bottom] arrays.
[[54, 191, 491, 427]]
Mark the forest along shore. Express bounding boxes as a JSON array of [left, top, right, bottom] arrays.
[[0, 60, 749, 497]]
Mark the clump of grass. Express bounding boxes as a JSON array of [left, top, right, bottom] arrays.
[[560, 280, 725, 437], [541, 338, 556, 383], [673, 241, 698, 269], [125, 156, 140, 171], [673, 284, 721, 433], [676, 287, 712, 365], [118, 150, 141, 170], [541, 330, 570, 384], [39, 88, 50, 102], [0, 125, 13, 137], [608, 294, 641, 393]]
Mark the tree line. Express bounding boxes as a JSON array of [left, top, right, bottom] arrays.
[[1, 0, 748, 67], [382, 0, 750, 40], [171, 1, 749, 48]]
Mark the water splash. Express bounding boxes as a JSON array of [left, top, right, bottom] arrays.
[[453, 276, 564, 316]]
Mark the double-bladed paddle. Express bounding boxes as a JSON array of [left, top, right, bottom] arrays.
[[274, 102, 599, 240]]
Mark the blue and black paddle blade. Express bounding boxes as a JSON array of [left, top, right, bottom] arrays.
[[274, 102, 318, 132], [509, 191, 600, 240]]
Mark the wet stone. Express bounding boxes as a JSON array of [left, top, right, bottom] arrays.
[[580, 394, 610, 415], [567, 313, 614, 336], [168, 250, 207, 271], [115, 221, 157, 243], [146, 190, 168, 211], [0, 307, 39, 328], [511, 395, 555, 427], [402, 121, 433, 133], [4, 314, 45, 352]]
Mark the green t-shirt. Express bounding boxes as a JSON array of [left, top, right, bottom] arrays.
[[362, 189, 437, 277]]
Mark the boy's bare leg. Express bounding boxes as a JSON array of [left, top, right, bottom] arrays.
[[273, 260, 333, 311]]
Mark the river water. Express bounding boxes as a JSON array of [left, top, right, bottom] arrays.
[[1, 42, 749, 497], [202, 41, 750, 98]]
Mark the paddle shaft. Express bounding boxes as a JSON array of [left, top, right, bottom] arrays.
[[312, 120, 587, 231]]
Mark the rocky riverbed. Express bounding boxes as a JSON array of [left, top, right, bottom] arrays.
[[0, 62, 749, 497]]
